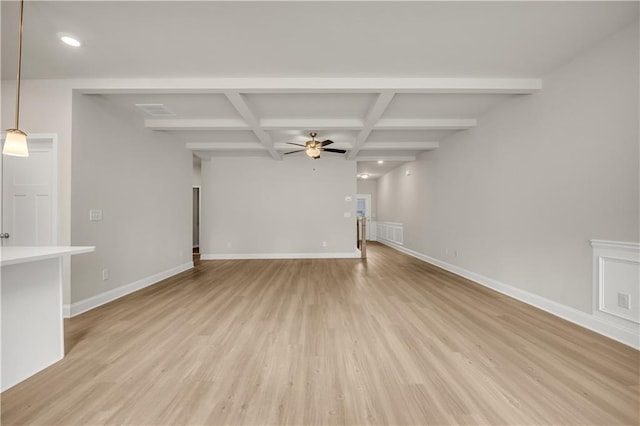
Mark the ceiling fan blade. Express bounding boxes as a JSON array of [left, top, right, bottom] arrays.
[[286, 142, 306, 147], [320, 148, 347, 154], [320, 139, 334, 147], [284, 150, 305, 155]]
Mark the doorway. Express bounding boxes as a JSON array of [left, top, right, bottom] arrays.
[[1, 135, 58, 246]]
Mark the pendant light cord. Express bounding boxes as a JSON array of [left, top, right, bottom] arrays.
[[14, 0, 24, 129]]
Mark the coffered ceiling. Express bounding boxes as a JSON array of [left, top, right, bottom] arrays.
[[91, 79, 536, 161], [2, 1, 637, 169]]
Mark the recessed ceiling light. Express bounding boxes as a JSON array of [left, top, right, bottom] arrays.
[[377, 160, 384, 164], [58, 33, 81, 47], [359, 173, 370, 179]]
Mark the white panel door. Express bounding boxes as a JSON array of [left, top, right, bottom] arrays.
[[2, 141, 55, 246]]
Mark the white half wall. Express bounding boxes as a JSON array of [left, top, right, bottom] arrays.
[[201, 157, 357, 257], [70, 93, 193, 304], [377, 23, 639, 319]]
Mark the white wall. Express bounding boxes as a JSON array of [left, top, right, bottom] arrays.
[[357, 179, 378, 220], [70, 93, 192, 303], [201, 157, 357, 257], [193, 158, 202, 187], [378, 22, 639, 314]]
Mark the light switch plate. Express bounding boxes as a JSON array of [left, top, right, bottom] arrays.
[[89, 209, 103, 221], [345, 196, 352, 202]]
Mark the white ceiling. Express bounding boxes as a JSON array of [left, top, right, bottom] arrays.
[[2, 1, 638, 169], [357, 161, 405, 180], [2, 1, 636, 79]]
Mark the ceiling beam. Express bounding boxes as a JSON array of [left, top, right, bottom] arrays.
[[347, 92, 395, 160], [193, 150, 272, 160], [149, 118, 475, 132], [356, 155, 417, 162], [186, 142, 265, 150], [375, 118, 476, 130], [224, 92, 281, 160], [360, 141, 440, 150], [145, 118, 248, 130], [260, 118, 363, 130], [76, 77, 542, 95]]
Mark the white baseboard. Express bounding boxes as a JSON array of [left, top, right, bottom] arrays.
[[202, 251, 361, 260], [378, 240, 640, 349], [64, 262, 193, 318]]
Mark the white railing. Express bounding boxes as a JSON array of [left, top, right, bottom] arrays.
[[357, 217, 367, 258], [377, 222, 403, 246]]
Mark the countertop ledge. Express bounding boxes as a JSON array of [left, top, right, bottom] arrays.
[[1, 246, 95, 266]]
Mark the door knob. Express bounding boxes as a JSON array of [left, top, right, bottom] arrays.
[[0, 233, 10, 239]]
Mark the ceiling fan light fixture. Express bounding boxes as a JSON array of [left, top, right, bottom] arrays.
[[284, 132, 345, 159], [3, 129, 28, 157], [306, 146, 320, 158]]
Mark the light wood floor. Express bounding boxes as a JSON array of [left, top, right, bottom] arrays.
[[2, 243, 638, 425]]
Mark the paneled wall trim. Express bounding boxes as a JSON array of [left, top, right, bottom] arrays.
[[377, 222, 404, 246], [591, 240, 640, 328]]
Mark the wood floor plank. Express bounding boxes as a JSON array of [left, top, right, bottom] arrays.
[[1, 242, 638, 425]]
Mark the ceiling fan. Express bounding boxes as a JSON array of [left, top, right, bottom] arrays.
[[284, 132, 347, 159]]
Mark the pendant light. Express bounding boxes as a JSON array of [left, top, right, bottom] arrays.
[[3, 0, 29, 157]]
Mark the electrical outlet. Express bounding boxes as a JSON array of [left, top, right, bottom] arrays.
[[618, 293, 630, 310], [102, 269, 110, 281], [454, 250, 458, 257], [322, 241, 327, 247]]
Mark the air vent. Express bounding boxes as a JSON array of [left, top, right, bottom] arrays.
[[135, 104, 175, 117]]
